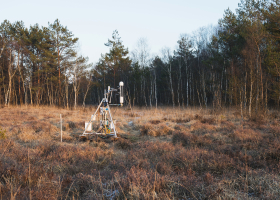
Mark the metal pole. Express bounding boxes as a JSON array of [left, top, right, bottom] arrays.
[[107, 104, 117, 137], [82, 99, 104, 135]]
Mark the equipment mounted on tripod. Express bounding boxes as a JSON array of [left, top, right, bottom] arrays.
[[80, 81, 124, 140]]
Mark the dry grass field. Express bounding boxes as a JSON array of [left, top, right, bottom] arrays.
[[0, 105, 280, 199]]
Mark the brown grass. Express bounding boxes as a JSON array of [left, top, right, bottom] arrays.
[[0, 105, 279, 199]]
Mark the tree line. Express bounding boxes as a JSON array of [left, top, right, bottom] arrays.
[[1, 0, 280, 116], [0, 19, 91, 109]]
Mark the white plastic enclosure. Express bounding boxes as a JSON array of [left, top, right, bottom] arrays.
[[85, 122, 92, 132]]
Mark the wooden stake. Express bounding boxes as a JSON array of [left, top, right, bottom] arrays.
[[60, 114, 62, 142]]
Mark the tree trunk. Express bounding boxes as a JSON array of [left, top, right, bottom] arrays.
[[7, 50, 17, 107], [83, 80, 91, 108], [249, 68, 253, 117], [244, 71, 247, 114], [168, 62, 175, 107], [150, 71, 152, 107], [29, 81, 33, 105], [74, 61, 78, 109], [143, 78, 147, 107], [65, 74, 69, 109], [240, 90, 243, 120], [177, 62, 182, 107], [256, 54, 259, 113], [265, 81, 268, 113], [58, 39, 61, 107], [154, 70, 157, 109]]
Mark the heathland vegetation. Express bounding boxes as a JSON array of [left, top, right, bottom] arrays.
[[1, 0, 280, 199], [0, 106, 279, 199]]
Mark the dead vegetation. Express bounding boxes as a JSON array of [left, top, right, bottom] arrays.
[[0, 105, 279, 199]]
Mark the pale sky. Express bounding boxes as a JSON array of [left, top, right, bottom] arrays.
[[1, 0, 241, 64]]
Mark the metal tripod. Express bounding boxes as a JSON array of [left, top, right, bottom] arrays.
[[80, 82, 123, 139]]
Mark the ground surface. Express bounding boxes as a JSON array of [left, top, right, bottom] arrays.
[[0, 106, 280, 199]]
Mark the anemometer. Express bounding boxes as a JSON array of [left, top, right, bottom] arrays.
[[80, 81, 124, 139]]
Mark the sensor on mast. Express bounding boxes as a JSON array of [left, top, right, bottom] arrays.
[[119, 81, 124, 105], [80, 81, 124, 139]]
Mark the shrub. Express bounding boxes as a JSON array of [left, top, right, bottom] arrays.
[[172, 131, 191, 147], [115, 138, 132, 150], [194, 114, 202, 120], [157, 124, 173, 136], [174, 118, 191, 123], [156, 161, 172, 175], [249, 114, 266, 125], [68, 121, 76, 129], [140, 124, 157, 136], [0, 127, 6, 139], [269, 111, 279, 119], [149, 120, 161, 124], [231, 128, 261, 142], [125, 112, 140, 117], [201, 117, 216, 124], [140, 123, 173, 137], [270, 125, 280, 137]]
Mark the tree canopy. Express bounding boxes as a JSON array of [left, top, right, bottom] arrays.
[[1, 0, 280, 114]]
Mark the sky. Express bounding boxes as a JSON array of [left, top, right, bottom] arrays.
[[1, 0, 241, 64]]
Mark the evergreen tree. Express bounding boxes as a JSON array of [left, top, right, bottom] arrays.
[[104, 30, 131, 88], [94, 30, 132, 102], [49, 19, 78, 106]]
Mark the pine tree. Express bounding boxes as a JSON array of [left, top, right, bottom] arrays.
[[104, 30, 131, 89], [49, 19, 78, 107]]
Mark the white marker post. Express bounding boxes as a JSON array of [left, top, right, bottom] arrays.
[[60, 114, 62, 142]]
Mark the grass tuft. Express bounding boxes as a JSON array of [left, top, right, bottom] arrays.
[[0, 105, 279, 199]]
